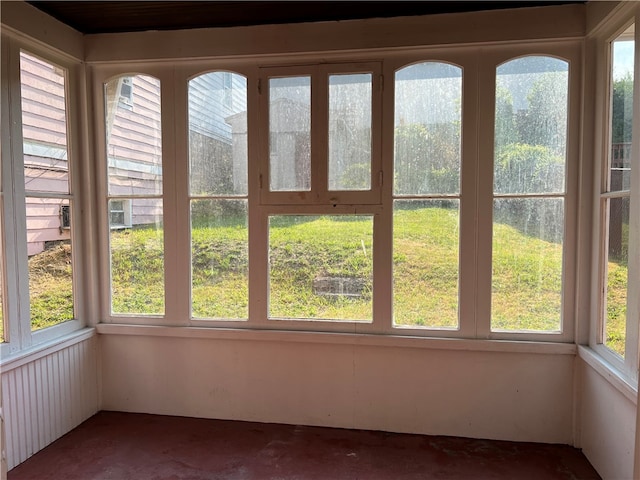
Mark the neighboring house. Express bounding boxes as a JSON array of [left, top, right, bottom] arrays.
[[21, 52, 72, 256], [22, 59, 247, 254], [22, 57, 629, 256]]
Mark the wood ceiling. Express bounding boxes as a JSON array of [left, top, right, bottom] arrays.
[[25, 1, 585, 35]]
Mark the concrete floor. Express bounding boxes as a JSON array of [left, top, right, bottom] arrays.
[[8, 411, 601, 479]]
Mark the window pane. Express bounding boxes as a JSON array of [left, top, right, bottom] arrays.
[[27, 198, 73, 330], [110, 199, 164, 315], [394, 62, 461, 195], [269, 77, 311, 191], [191, 199, 248, 319], [189, 72, 248, 196], [20, 52, 70, 195], [393, 200, 459, 328], [610, 30, 634, 192], [105, 75, 162, 196], [492, 198, 564, 331], [603, 197, 629, 357], [494, 57, 568, 194], [269, 215, 372, 321], [329, 74, 372, 190]]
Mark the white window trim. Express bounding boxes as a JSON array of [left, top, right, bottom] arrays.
[[92, 40, 582, 345], [588, 9, 640, 387], [0, 34, 85, 359]]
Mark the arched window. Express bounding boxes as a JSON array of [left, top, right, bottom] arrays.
[[393, 62, 462, 328], [188, 71, 248, 320], [105, 74, 164, 316], [491, 55, 569, 332]]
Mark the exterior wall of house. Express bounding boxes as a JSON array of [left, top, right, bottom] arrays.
[[21, 53, 71, 256]]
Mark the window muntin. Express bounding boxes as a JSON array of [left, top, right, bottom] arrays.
[[20, 51, 75, 331], [105, 74, 164, 316], [601, 26, 634, 357], [189, 71, 248, 320], [328, 73, 372, 191], [393, 62, 462, 329], [491, 56, 568, 333], [268, 215, 373, 322]]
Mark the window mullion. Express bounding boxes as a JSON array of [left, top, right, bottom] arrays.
[[248, 71, 269, 327], [163, 69, 188, 325], [475, 49, 496, 339], [459, 55, 480, 339]]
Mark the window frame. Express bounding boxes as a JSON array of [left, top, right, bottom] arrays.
[[0, 34, 85, 358], [92, 41, 582, 343], [96, 67, 170, 323], [590, 15, 640, 384], [258, 62, 383, 206], [474, 44, 581, 344], [187, 69, 250, 322]]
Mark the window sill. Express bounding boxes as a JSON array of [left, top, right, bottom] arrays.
[[578, 345, 638, 404], [0, 327, 96, 372], [96, 323, 577, 355]]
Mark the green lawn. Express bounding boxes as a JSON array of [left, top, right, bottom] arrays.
[[1, 207, 628, 357]]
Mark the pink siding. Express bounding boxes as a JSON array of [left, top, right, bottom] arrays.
[[25, 198, 69, 254], [22, 63, 164, 255], [20, 53, 68, 149]]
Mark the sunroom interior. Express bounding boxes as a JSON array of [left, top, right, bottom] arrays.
[[0, 1, 639, 478]]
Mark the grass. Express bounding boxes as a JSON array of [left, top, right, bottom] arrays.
[[268, 215, 373, 321], [393, 205, 459, 328], [0, 207, 628, 356]]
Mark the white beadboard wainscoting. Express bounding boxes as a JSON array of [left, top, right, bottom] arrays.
[[0, 329, 99, 470]]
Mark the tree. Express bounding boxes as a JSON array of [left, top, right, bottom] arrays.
[[516, 72, 568, 156], [394, 123, 460, 195], [612, 74, 634, 144], [494, 86, 517, 151]]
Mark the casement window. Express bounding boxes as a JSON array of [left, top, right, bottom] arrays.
[[96, 45, 580, 342], [592, 20, 640, 381], [1, 39, 82, 356], [104, 74, 164, 316], [259, 63, 382, 205]]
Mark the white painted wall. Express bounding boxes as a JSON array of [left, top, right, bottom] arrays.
[[100, 330, 576, 444], [579, 358, 636, 479], [0, 331, 99, 470]]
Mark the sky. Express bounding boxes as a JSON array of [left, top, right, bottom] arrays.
[[613, 40, 634, 80]]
